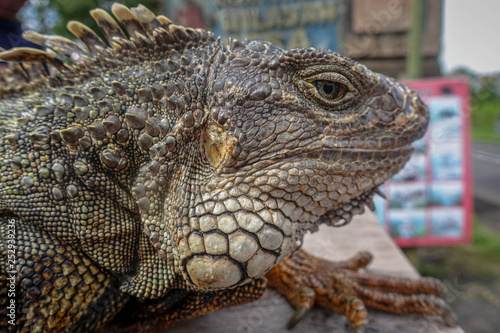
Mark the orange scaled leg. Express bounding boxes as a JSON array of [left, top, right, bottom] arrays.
[[266, 249, 457, 333]]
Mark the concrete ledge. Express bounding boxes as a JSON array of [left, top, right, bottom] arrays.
[[163, 211, 464, 333]]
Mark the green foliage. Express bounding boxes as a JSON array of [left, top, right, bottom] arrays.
[[452, 67, 500, 144], [408, 218, 500, 283], [471, 88, 500, 144], [473, 219, 500, 259]]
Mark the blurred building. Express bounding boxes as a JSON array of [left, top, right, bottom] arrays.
[[161, 0, 443, 78], [341, 0, 442, 78]]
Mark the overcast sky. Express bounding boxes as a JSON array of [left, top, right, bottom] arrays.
[[443, 0, 500, 74]]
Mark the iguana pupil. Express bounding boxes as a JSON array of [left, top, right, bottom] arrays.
[[315, 80, 344, 100]]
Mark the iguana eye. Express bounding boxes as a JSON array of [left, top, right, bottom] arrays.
[[299, 69, 357, 109], [313, 80, 346, 100]]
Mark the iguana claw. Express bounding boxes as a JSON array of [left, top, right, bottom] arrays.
[[267, 249, 456, 332]]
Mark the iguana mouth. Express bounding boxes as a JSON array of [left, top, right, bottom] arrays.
[[231, 144, 414, 175], [318, 144, 414, 156], [314, 145, 415, 169]]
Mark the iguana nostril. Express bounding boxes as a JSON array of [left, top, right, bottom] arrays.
[[407, 95, 428, 118], [405, 99, 416, 117]]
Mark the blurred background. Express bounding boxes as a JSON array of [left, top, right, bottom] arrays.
[[3, 0, 499, 332]]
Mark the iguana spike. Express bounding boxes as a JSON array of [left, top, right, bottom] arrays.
[[156, 15, 173, 30], [133, 32, 155, 49], [67, 20, 107, 55], [13, 63, 30, 81], [374, 187, 387, 200], [132, 4, 156, 21], [22, 61, 49, 78], [169, 24, 190, 42], [0, 48, 70, 72], [0, 4, 214, 90], [111, 3, 147, 38], [90, 8, 127, 43], [131, 4, 162, 31], [22, 31, 89, 64]]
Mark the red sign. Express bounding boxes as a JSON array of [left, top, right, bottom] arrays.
[[374, 78, 473, 247]]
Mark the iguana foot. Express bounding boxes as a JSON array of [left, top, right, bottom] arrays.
[[266, 249, 457, 332]]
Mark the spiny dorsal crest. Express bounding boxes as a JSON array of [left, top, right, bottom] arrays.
[[0, 3, 215, 85]]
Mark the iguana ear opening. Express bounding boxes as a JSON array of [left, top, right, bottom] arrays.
[[201, 122, 228, 168]]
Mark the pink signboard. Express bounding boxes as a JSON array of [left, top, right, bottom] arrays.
[[374, 78, 473, 247]]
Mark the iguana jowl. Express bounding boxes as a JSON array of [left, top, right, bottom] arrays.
[[0, 4, 455, 332]]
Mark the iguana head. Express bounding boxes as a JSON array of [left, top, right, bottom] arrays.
[[141, 40, 429, 289]]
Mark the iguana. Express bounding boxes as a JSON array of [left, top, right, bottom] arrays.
[[0, 4, 456, 333]]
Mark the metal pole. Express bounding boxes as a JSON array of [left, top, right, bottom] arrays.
[[406, 0, 426, 79]]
